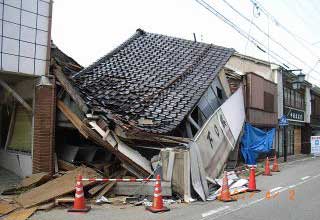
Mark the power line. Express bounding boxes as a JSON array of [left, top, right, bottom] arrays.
[[281, 0, 320, 30], [220, 0, 318, 74], [194, 0, 299, 69], [249, 0, 319, 59]]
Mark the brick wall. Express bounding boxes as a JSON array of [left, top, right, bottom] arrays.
[[33, 78, 56, 174]]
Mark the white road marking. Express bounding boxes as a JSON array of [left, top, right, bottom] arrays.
[[270, 187, 283, 192], [201, 206, 230, 218], [288, 184, 296, 188], [204, 172, 320, 220], [301, 176, 311, 180]]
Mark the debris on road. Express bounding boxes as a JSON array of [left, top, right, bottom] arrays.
[[2, 172, 51, 195], [2, 207, 37, 220], [95, 196, 111, 205], [0, 199, 20, 216], [15, 166, 100, 208]]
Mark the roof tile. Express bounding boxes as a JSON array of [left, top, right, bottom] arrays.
[[73, 29, 234, 134]]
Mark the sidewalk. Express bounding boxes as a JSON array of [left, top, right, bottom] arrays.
[[277, 153, 311, 163]]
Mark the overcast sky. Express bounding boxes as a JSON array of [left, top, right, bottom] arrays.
[[52, 0, 320, 86]]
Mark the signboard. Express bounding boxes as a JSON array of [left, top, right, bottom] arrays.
[[311, 136, 320, 156], [284, 107, 304, 122], [279, 115, 289, 127], [194, 109, 234, 178], [193, 87, 245, 179]]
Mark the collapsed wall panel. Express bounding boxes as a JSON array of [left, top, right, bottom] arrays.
[[193, 87, 245, 179]]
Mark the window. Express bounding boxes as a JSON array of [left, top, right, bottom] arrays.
[[284, 87, 305, 110], [284, 88, 289, 106], [216, 87, 223, 99], [290, 90, 295, 107], [6, 103, 32, 153], [264, 92, 274, 112]]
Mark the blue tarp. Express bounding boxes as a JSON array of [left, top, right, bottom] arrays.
[[241, 123, 275, 165]]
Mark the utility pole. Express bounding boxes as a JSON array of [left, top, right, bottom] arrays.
[[281, 68, 287, 162]]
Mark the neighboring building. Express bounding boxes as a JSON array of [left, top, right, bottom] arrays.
[[301, 86, 320, 154], [225, 53, 278, 145], [273, 67, 312, 157], [0, 0, 54, 177], [310, 87, 320, 136], [245, 72, 278, 129]]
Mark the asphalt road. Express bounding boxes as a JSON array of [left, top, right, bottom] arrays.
[[30, 156, 320, 220]]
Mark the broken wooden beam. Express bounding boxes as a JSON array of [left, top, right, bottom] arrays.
[[20, 172, 51, 188], [88, 182, 108, 197], [1, 173, 51, 196], [2, 207, 37, 220], [57, 99, 151, 177], [54, 197, 74, 205], [57, 159, 77, 171], [95, 182, 116, 199], [0, 200, 20, 216], [0, 79, 32, 112], [57, 100, 88, 138], [53, 66, 89, 113], [15, 166, 101, 208]]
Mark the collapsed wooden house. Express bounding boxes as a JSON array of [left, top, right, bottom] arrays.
[[52, 29, 244, 201]]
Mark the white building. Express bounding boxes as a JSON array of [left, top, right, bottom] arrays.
[[0, 0, 54, 177]]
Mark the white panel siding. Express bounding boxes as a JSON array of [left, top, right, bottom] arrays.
[[3, 21, 19, 39], [20, 26, 36, 42], [19, 56, 34, 73], [20, 41, 35, 57], [0, 0, 51, 75], [3, 5, 20, 23], [22, 0, 38, 13], [34, 59, 46, 75], [2, 53, 18, 72]]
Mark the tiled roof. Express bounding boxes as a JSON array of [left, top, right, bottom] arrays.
[[51, 42, 83, 76], [72, 29, 235, 134]]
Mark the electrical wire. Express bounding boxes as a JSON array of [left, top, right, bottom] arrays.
[[220, 0, 316, 72], [249, 0, 319, 59], [195, 0, 299, 69]]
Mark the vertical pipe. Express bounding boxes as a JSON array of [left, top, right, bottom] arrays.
[[193, 33, 197, 42], [282, 68, 287, 162]]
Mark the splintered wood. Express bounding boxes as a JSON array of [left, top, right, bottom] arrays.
[[2, 207, 37, 220], [15, 167, 101, 208], [0, 200, 20, 216], [20, 172, 51, 188]]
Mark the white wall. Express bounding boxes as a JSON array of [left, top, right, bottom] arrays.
[[305, 87, 311, 123], [0, 0, 51, 75], [225, 55, 274, 82], [274, 67, 283, 119]]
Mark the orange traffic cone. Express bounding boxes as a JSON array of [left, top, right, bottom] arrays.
[[218, 171, 237, 202], [272, 154, 280, 172], [146, 175, 170, 213], [247, 167, 261, 192], [263, 157, 272, 176], [68, 175, 91, 212]]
